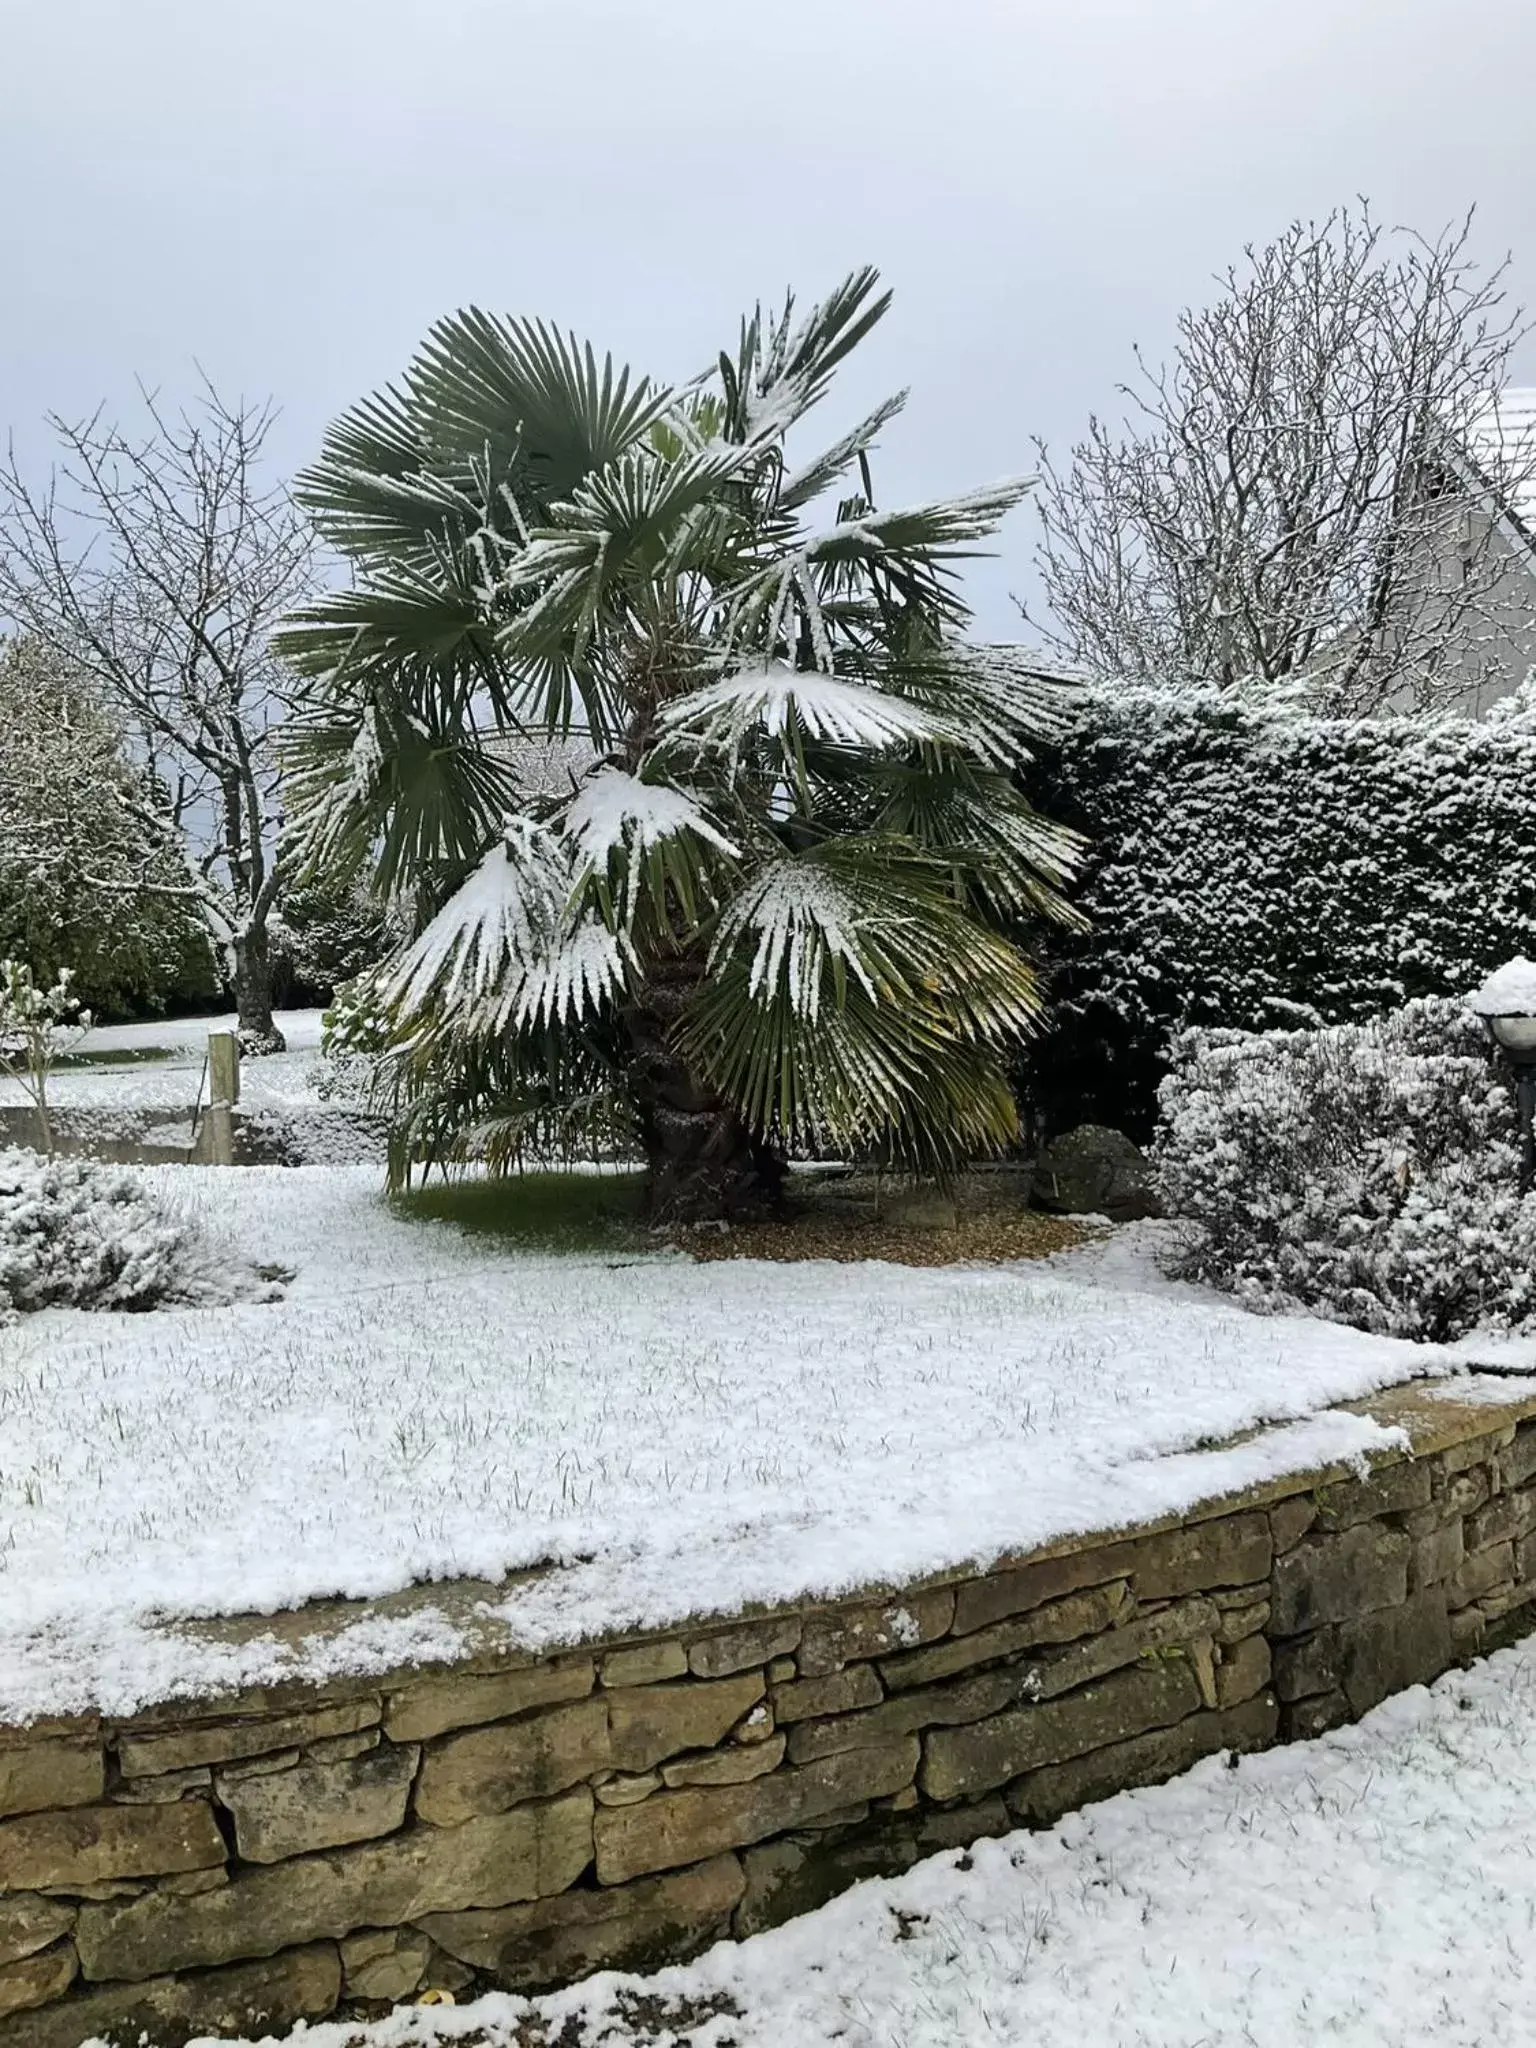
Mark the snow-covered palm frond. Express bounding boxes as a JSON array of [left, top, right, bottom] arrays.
[[559, 767, 741, 927], [800, 478, 1038, 562], [380, 820, 624, 1033], [663, 665, 948, 753], [777, 392, 908, 512]]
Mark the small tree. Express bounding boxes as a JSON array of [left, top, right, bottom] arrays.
[[1030, 205, 1535, 711], [0, 387, 318, 1050], [0, 960, 89, 1157], [280, 269, 1083, 1220], [0, 635, 215, 1014]]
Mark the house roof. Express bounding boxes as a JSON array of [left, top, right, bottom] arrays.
[[1465, 387, 1536, 529]]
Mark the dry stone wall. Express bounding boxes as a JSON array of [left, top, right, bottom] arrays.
[[5, 1383, 1535, 2047]]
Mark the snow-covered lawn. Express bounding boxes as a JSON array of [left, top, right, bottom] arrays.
[[188, 1638, 1536, 2048], [0, 1008, 328, 1114], [0, 1164, 1511, 1723]]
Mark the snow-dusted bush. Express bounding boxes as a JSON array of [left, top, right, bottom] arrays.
[[1028, 687, 1536, 1138], [1154, 999, 1536, 1339], [0, 1149, 202, 1321]]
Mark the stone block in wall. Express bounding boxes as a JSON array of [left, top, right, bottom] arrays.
[[688, 1619, 801, 1678], [0, 1741, 104, 1821], [784, 1664, 1023, 1764], [111, 1770, 213, 1807], [0, 1895, 75, 1968], [1313, 1460, 1430, 1531], [339, 1927, 431, 2002], [879, 1582, 1131, 1692], [1213, 1595, 1270, 1643], [1009, 1596, 1220, 1708], [1465, 1490, 1536, 1554], [606, 1675, 765, 1775], [771, 1666, 883, 1723], [414, 1700, 607, 1825], [1269, 1496, 1318, 1555], [117, 1701, 380, 1781], [599, 1643, 688, 1688], [419, 1852, 745, 1991], [0, 1801, 225, 1894], [0, 1940, 340, 2048], [1006, 1691, 1278, 1828], [382, 1658, 592, 1745], [594, 1739, 918, 1884], [0, 1939, 75, 2019], [798, 1592, 954, 1677], [1410, 1521, 1464, 1592], [1500, 1427, 1536, 1491], [594, 1772, 660, 1807], [662, 1736, 786, 1788], [1441, 1467, 1493, 1519], [952, 1515, 1270, 1640], [1270, 1524, 1410, 1636], [73, 1794, 594, 1983], [1285, 1691, 1350, 1741], [1448, 1543, 1514, 1608], [1214, 1635, 1271, 1709], [216, 1743, 420, 1862], [1441, 1432, 1512, 1475], [1275, 1592, 1451, 1719], [922, 1657, 1203, 1803]]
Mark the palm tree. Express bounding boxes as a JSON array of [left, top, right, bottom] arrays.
[[279, 269, 1083, 1222]]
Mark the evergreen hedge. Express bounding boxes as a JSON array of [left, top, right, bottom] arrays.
[[1027, 688, 1536, 1138]]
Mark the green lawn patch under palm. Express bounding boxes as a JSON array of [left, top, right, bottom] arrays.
[[393, 1170, 649, 1254]]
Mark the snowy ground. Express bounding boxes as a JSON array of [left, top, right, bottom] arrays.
[[1, 1163, 1517, 1723], [183, 1638, 1536, 2048], [0, 1007, 328, 1114]]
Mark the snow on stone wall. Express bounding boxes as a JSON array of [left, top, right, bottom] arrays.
[[4, 1380, 1534, 2047]]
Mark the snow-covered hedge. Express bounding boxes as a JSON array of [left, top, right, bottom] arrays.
[[1154, 999, 1536, 1340], [1029, 689, 1536, 1137], [0, 1150, 203, 1320]]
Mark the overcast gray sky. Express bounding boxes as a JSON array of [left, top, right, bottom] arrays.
[[5, 0, 1536, 630]]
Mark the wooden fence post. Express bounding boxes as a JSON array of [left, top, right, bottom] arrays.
[[207, 1029, 240, 1167]]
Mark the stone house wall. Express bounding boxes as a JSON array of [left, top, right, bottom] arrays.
[[5, 1383, 1535, 2047]]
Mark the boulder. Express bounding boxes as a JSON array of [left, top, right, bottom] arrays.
[[1033, 1125, 1155, 1220]]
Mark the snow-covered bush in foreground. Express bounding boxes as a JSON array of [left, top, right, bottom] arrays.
[[1155, 999, 1536, 1340], [0, 1149, 202, 1321]]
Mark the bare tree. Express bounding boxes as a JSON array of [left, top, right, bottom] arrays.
[[1029, 206, 1536, 713], [0, 387, 317, 1049]]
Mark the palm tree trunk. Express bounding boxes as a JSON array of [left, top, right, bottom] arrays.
[[626, 952, 782, 1225]]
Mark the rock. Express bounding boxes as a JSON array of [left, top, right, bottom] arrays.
[[953, 1550, 1127, 1635], [1007, 1692, 1278, 1826], [1009, 1596, 1220, 1708], [688, 1619, 801, 1678], [1286, 1691, 1350, 1741], [117, 1702, 380, 1780], [216, 1744, 419, 1862], [1467, 1491, 1536, 1552], [340, 1927, 430, 2002], [732, 1702, 776, 1744], [1278, 1593, 1451, 1717], [1270, 1524, 1410, 1635], [382, 1659, 593, 1745], [304, 1730, 380, 1766], [953, 1515, 1269, 1635], [1033, 1125, 1155, 1220], [0, 1941, 340, 2048], [1500, 1428, 1536, 1490], [1411, 1521, 1465, 1591], [594, 1772, 661, 1807], [606, 1675, 765, 1774], [735, 1827, 919, 1939], [414, 1699, 605, 1826], [0, 1802, 226, 1893], [798, 1591, 955, 1678], [594, 1741, 918, 1884], [0, 1895, 75, 1968], [74, 1795, 593, 1982], [420, 1852, 744, 1991], [771, 1667, 884, 1723], [1443, 1467, 1493, 1518], [0, 1939, 75, 2017], [1313, 1461, 1430, 1530], [599, 1644, 688, 1688], [879, 1582, 1131, 1691], [1214, 1598, 1270, 1644], [0, 1742, 104, 1821], [1214, 1635, 1272, 1708], [662, 1736, 786, 1787], [110, 1770, 212, 1806], [785, 1664, 1023, 1764], [1269, 1496, 1318, 1554], [921, 1658, 1203, 1802]]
